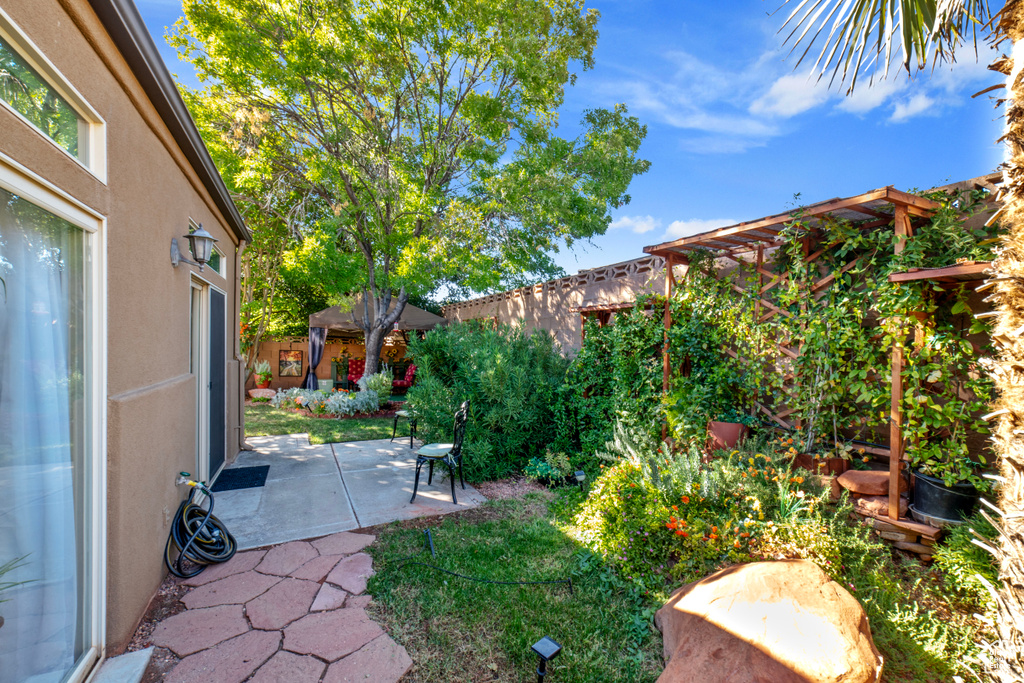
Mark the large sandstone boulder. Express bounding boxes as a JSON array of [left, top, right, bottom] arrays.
[[655, 560, 882, 683]]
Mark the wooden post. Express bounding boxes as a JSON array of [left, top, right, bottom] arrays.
[[662, 254, 675, 394], [888, 205, 911, 520]]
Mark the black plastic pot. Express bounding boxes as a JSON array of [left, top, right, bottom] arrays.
[[911, 471, 979, 525]]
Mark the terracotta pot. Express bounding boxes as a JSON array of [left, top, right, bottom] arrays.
[[792, 453, 814, 471], [707, 421, 748, 453], [256, 379, 271, 389], [827, 457, 849, 476]]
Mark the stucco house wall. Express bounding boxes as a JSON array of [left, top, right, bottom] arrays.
[[0, 0, 248, 658], [442, 256, 666, 353]]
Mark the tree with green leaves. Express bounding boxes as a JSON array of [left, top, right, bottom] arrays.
[[777, 2, 1023, 678], [173, 0, 649, 374]]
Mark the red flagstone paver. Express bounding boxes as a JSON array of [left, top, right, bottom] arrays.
[[283, 608, 383, 662], [182, 570, 281, 609], [255, 540, 318, 577], [151, 604, 249, 657], [346, 594, 372, 610], [291, 553, 344, 582], [311, 531, 375, 556], [323, 634, 413, 683], [248, 651, 325, 683], [246, 577, 320, 630], [148, 528, 411, 682], [181, 549, 266, 587], [326, 553, 374, 595], [166, 629, 280, 683], [311, 584, 348, 612]]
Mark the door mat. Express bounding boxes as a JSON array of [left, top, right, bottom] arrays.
[[211, 465, 270, 492]]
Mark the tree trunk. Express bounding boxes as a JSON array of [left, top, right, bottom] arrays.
[[985, 7, 1024, 679], [359, 287, 409, 376]]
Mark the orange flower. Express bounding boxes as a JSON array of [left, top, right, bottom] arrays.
[[709, 534, 718, 541], [671, 505, 678, 511], [681, 496, 690, 504], [666, 522, 676, 530], [787, 438, 794, 445], [740, 532, 750, 538], [676, 530, 688, 537], [734, 540, 741, 548], [712, 526, 718, 533], [599, 464, 604, 469], [680, 520, 687, 527]]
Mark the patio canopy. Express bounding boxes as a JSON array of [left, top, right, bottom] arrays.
[[309, 296, 447, 332]]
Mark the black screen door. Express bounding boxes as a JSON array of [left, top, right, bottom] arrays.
[[209, 289, 226, 478]]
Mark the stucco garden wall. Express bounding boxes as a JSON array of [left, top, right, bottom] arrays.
[[442, 256, 666, 353]]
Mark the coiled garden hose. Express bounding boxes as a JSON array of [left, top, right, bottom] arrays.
[[164, 474, 237, 578]]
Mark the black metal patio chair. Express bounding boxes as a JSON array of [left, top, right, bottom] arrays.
[[410, 401, 469, 504]]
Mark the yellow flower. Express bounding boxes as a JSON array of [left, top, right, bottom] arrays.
[[748, 458, 755, 465]]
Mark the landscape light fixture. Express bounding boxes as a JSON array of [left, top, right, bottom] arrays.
[[531, 635, 562, 683], [171, 223, 218, 271], [573, 470, 586, 492]]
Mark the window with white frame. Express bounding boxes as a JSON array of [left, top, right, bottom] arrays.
[[0, 8, 106, 181]]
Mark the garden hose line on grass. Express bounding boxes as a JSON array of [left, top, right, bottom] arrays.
[[164, 474, 237, 579]]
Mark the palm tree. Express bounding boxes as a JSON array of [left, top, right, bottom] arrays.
[[777, 1, 1023, 679]]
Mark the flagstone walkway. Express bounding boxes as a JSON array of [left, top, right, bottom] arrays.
[[146, 530, 410, 683]]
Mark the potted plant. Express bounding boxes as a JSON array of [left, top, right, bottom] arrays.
[[707, 408, 756, 452], [900, 325, 994, 524], [253, 359, 272, 389], [907, 440, 989, 524]]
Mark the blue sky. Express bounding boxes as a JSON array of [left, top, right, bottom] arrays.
[[136, 0, 1004, 276]]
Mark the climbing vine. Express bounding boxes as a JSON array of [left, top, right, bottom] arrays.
[[663, 188, 998, 486]]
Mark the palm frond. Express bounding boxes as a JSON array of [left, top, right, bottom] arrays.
[[778, 0, 992, 92]]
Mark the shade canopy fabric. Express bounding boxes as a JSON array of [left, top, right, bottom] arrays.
[[309, 296, 447, 332]]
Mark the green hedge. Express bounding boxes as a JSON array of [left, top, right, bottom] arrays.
[[406, 322, 569, 480]]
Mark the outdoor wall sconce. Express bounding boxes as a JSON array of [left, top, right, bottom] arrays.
[[171, 223, 218, 271], [532, 635, 562, 682], [573, 470, 586, 492]]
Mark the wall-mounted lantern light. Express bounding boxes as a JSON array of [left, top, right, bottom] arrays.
[[171, 223, 218, 271], [532, 636, 562, 683]]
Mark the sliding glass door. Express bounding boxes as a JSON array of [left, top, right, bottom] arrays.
[[0, 186, 96, 683]]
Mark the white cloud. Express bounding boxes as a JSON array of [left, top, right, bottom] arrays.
[[610, 215, 662, 234], [679, 136, 768, 154], [835, 77, 907, 114], [890, 93, 936, 122], [664, 218, 737, 239], [750, 72, 831, 117]]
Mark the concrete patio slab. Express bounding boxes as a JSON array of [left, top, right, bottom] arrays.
[[342, 464, 487, 528], [215, 435, 484, 548]]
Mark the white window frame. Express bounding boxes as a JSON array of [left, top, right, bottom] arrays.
[[0, 7, 107, 182], [0, 151, 108, 683]]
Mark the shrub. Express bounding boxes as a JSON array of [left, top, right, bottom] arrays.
[[554, 301, 666, 456], [271, 387, 379, 417], [406, 322, 569, 480], [359, 368, 393, 407]]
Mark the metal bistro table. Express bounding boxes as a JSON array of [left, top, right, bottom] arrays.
[[391, 409, 417, 449]]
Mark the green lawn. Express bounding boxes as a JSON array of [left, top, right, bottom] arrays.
[[244, 404, 394, 443], [366, 492, 663, 683]]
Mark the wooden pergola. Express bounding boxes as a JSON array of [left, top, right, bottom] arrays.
[[643, 185, 993, 524]]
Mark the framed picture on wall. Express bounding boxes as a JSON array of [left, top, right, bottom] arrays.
[[279, 350, 303, 377]]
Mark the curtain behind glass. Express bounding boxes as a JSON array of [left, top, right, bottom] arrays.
[[0, 188, 84, 683]]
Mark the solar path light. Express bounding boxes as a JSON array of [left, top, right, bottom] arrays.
[[532, 635, 562, 683]]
